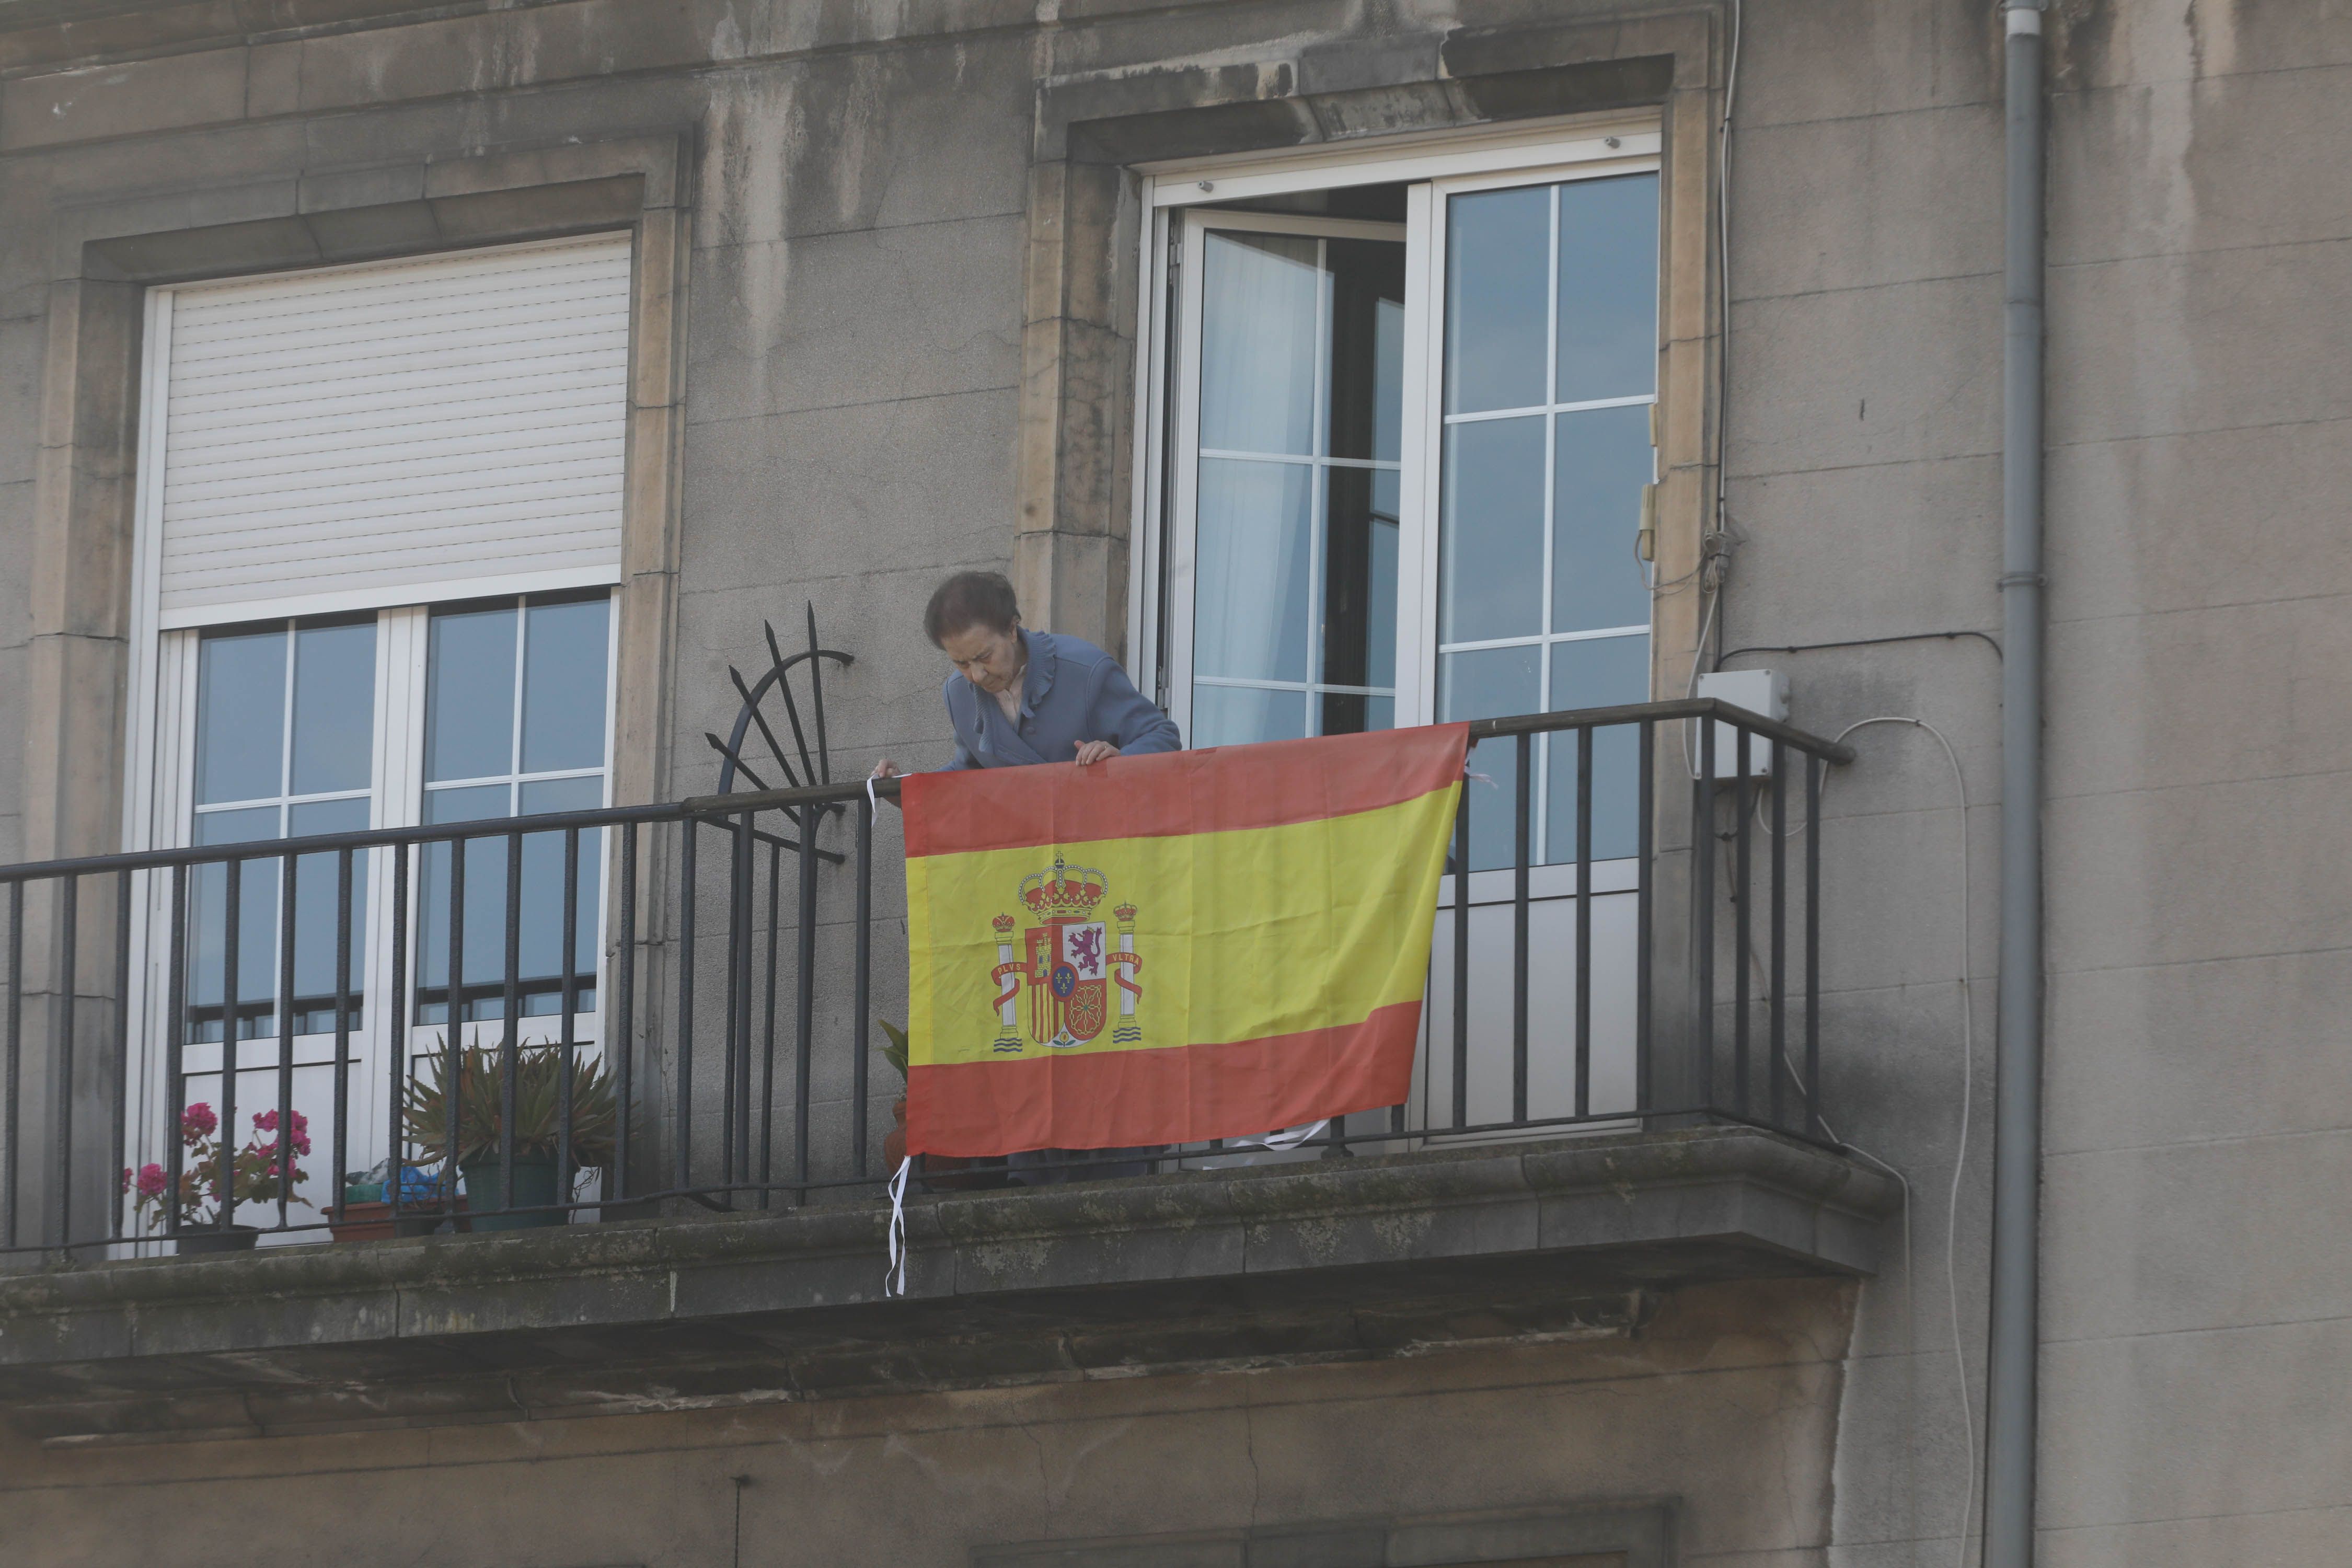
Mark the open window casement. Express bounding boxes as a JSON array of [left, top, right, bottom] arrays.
[[1131, 120, 1666, 1142]]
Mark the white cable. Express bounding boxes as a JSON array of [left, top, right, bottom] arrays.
[[1725, 713, 1973, 1567], [884, 1155, 912, 1297]]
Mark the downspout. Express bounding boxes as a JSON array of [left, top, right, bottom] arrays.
[[1985, 4, 2046, 1568]]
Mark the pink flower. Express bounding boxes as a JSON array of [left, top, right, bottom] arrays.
[[181, 1102, 217, 1139], [134, 1163, 168, 1200]]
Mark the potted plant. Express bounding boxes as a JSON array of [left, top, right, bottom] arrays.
[[401, 1045, 618, 1231], [330, 1161, 470, 1241], [123, 1102, 311, 1254], [875, 1019, 994, 1190]]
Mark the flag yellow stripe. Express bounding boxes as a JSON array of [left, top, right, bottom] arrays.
[[907, 782, 1459, 1068]]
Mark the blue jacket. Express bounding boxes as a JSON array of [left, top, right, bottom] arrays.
[[941, 630, 1180, 769]]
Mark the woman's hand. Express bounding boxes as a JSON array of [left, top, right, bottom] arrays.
[[870, 759, 903, 779], [1074, 741, 1121, 766]]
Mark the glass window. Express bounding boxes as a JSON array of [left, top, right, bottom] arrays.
[[1187, 224, 1405, 747], [1435, 172, 1659, 868], [187, 618, 376, 1042], [417, 593, 610, 1024]]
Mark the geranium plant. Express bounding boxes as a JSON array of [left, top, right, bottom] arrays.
[[123, 1101, 311, 1231]]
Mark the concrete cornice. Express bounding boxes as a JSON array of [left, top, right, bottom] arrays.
[[0, 1128, 1895, 1440]]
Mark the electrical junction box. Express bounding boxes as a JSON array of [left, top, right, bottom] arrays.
[[1694, 668, 1789, 778]]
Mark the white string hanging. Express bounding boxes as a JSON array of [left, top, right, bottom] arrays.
[[884, 1155, 912, 1297]]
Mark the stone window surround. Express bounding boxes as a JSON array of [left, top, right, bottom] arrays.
[[12, 133, 691, 1240], [1014, 6, 1722, 705], [974, 1501, 1673, 1568], [24, 129, 693, 873]]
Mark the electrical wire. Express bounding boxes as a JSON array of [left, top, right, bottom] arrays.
[[1722, 714, 1976, 1568]]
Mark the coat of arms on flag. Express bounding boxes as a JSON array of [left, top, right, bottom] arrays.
[[986, 860, 1145, 1052]]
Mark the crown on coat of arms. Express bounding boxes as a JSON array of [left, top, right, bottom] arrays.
[[1021, 857, 1106, 919], [1113, 903, 1137, 923], [991, 913, 1016, 936]]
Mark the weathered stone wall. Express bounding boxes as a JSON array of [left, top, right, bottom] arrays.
[[0, 1277, 1854, 1566]]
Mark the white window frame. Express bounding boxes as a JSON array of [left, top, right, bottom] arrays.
[[118, 246, 630, 1249], [1126, 113, 1664, 738]]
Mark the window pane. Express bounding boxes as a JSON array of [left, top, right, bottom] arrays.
[[1326, 238, 1405, 462], [519, 778, 604, 1001], [1555, 174, 1660, 404], [286, 797, 370, 1029], [1440, 416, 1546, 643], [290, 620, 376, 795], [1194, 458, 1312, 683], [1547, 636, 1650, 864], [186, 816, 281, 1041], [1439, 644, 1541, 873], [1198, 231, 1320, 456], [425, 605, 516, 783], [1444, 186, 1550, 414], [520, 598, 610, 774], [424, 782, 509, 825], [1192, 685, 1308, 748], [1552, 404, 1655, 634], [1549, 632, 1650, 711], [1322, 467, 1400, 690], [195, 628, 286, 806]]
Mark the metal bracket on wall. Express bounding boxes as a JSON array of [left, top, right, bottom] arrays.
[[704, 602, 856, 861]]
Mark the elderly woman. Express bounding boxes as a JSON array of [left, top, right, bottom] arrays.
[[874, 570, 1177, 1186], [871, 570, 1178, 778]]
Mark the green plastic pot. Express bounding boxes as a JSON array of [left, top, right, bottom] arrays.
[[457, 1155, 564, 1230]]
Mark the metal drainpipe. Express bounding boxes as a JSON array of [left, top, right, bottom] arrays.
[[1986, 4, 2047, 1568]]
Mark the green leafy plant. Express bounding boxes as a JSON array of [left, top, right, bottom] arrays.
[[401, 1044, 619, 1170], [875, 1018, 910, 1080]]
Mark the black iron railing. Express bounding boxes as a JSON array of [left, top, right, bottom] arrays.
[[0, 699, 1850, 1258]]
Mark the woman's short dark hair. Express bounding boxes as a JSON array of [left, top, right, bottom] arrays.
[[924, 571, 1021, 645]]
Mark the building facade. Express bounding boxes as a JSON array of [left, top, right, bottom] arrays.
[[0, 1, 2344, 1565]]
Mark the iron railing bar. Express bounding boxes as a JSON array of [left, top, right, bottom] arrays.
[[1450, 789, 1469, 1130], [1770, 754, 1788, 1128], [55, 874, 77, 1247], [759, 837, 781, 1206], [1635, 717, 1655, 1115], [444, 838, 464, 1220], [4, 880, 19, 1249], [558, 826, 579, 1210], [852, 794, 873, 1179], [331, 848, 353, 1229], [794, 816, 817, 1203], [499, 831, 522, 1218], [1575, 724, 1594, 1120], [219, 858, 240, 1235], [675, 820, 697, 1193], [387, 846, 409, 1226], [274, 849, 297, 1230], [1695, 720, 1715, 1114], [162, 871, 185, 1244], [0, 802, 689, 884], [1806, 754, 1825, 1141], [1467, 698, 1854, 762], [720, 816, 743, 1191], [1734, 729, 1752, 1119], [1512, 733, 1531, 1125], [613, 823, 636, 1204], [110, 868, 132, 1242]]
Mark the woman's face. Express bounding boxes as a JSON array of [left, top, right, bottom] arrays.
[[939, 621, 1023, 694]]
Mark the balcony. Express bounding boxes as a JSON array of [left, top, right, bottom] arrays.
[[0, 701, 1897, 1443]]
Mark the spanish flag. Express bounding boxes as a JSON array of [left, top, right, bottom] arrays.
[[902, 724, 1468, 1157]]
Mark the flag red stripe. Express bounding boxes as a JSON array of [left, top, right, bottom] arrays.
[[904, 1001, 1424, 1158], [901, 724, 1469, 859]]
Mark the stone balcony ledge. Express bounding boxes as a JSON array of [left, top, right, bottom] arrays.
[[0, 1126, 1897, 1444]]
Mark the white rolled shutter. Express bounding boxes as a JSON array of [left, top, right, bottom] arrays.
[[153, 234, 632, 626]]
